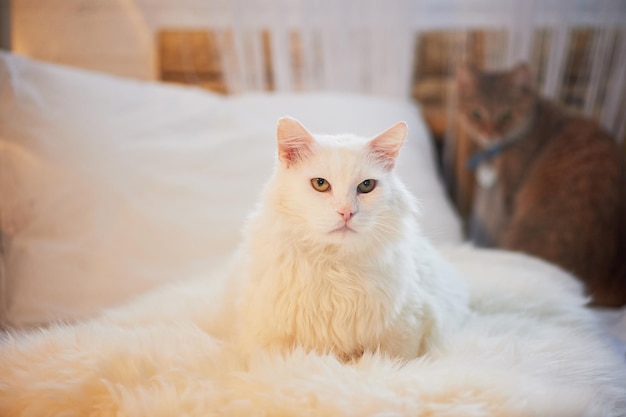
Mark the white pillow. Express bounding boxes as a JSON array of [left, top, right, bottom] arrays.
[[0, 52, 462, 327]]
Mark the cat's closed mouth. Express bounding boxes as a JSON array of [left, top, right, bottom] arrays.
[[330, 224, 356, 234]]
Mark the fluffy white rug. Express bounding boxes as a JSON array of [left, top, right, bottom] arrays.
[[1, 246, 625, 417]]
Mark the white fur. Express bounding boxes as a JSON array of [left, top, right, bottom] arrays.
[[234, 119, 469, 359]]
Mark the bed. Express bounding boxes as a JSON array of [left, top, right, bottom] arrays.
[[1, 51, 626, 416]]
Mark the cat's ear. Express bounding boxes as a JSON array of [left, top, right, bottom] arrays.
[[276, 117, 315, 168], [368, 122, 407, 170], [456, 64, 477, 95], [511, 62, 532, 90]]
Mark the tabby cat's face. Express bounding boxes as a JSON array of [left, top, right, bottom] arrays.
[[457, 63, 536, 147]]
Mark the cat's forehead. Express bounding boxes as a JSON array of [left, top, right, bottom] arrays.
[[314, 133, 367, 149], [313, 133, 372, 166], [473, 73, 521, 102], [297, 133, 387, 179]]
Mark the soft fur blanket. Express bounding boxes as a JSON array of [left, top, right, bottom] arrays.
[[1, 246, 625, 417]]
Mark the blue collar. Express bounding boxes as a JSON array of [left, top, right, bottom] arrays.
[[466, 141, 511, 171], [465, 109, 537, 171]]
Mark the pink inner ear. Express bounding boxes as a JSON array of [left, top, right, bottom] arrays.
[[279, 137, 311, 167], [368, 122, 407, 170], [276, 117, 315, 168]]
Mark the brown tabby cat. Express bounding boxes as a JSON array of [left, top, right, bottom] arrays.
[[456, 62, 626, 307]]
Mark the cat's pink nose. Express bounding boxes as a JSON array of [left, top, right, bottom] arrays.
[[338, 209, 354, 222]]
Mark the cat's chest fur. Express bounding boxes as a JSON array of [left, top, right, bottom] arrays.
[[236, 218, 437, 360], [471, 142, 538, 245], [469, 102, 555, 246]]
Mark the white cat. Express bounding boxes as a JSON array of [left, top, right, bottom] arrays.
[[234, 117, 469, 360]]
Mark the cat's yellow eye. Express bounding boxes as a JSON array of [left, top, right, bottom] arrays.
[[471, 109, 482, 120], [357, 179, 377, 194], [311, 178, 331, 192]]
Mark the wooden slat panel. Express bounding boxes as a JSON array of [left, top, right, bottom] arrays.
[[158, 29, 227, 93]]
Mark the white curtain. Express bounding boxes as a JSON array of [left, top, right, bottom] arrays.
[[212, 0, 414, 97]]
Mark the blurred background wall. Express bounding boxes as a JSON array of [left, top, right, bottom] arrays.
[[8, 0, 626, 138]]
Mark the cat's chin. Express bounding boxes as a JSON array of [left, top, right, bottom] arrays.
[[320, 225, 361, 246]]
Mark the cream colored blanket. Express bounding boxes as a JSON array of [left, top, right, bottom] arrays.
[[1, 246, 625, 417]]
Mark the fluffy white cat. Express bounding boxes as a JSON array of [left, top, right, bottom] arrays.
[[234, 117, 469, 360]]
